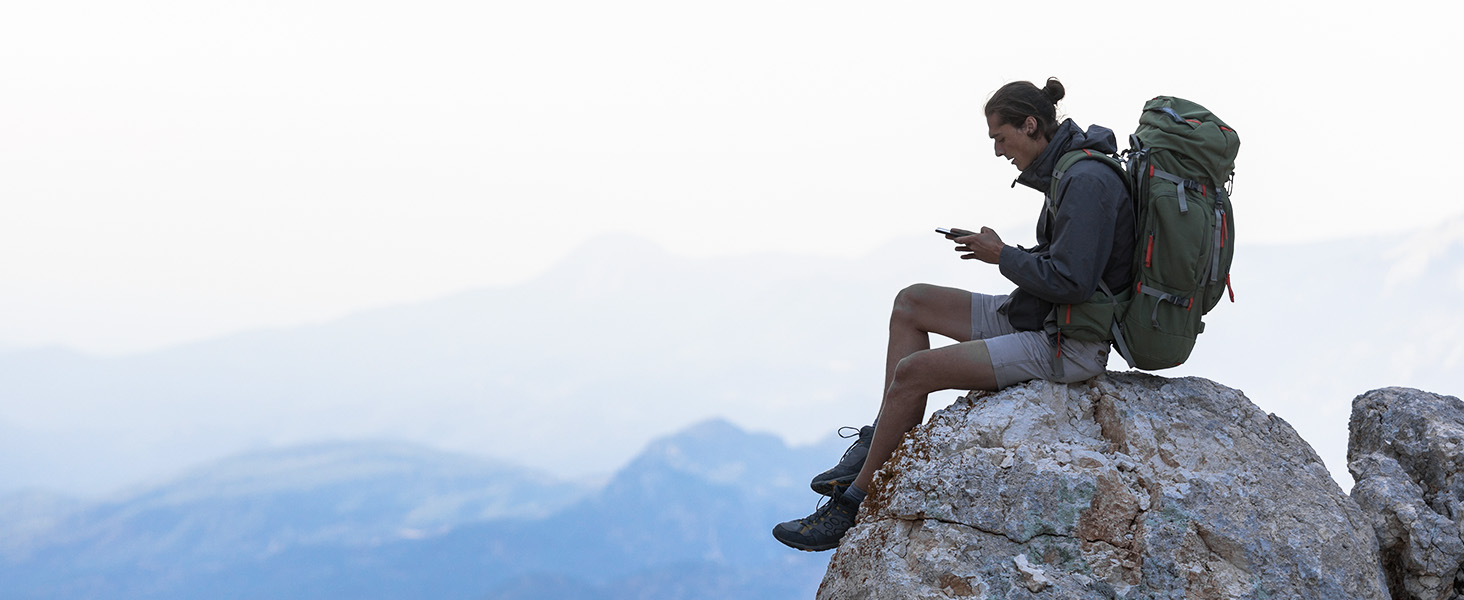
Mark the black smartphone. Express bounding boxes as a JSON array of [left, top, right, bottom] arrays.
[[936, 227, 974, 237]]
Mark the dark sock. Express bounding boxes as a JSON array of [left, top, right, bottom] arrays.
[[841, 485, 866, 505]]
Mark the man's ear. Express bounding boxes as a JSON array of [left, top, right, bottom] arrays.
[[1024, 116, 1038, 138]]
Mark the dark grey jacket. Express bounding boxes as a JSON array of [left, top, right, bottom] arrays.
[[998, 119, 1134, 331]]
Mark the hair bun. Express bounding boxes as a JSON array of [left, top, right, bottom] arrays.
[[1042, 77, 1066, 105]]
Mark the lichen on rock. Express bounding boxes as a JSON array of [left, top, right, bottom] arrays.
[[818, 373, 1388, 600]]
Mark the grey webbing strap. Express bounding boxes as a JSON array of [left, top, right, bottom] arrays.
[[1159, 107, 1187, 124], [1097, 281, 1137, 369], [1047, 316, 1066, 380], [1150, 168, 1193, 214], [1139, 284, 1191, 329], [1211, 208, 1224, 282], [1110, 320, 1136, 369], [1046, 165, 1068, 217], [1051, 339, 1065, 380]]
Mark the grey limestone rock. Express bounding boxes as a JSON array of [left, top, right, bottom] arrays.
[[1349, 387, 1464, 600], [818, 373, 1387, 600]]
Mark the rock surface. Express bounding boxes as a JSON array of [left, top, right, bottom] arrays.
[[1349, 387, 1464, 600], [818, 373, 1387, 600]]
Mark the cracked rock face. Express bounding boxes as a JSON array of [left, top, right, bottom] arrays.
[[818, 373, 1387, 600], [1349, 387, 1464, 600]]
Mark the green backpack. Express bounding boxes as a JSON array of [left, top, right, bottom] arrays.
[[1050, 96, 1240, 371]]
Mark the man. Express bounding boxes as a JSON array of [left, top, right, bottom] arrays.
[[772, 78, 1133, 551]]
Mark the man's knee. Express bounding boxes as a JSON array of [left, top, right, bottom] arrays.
[[888, 351, 932, 392], [891, 284, 940, 326], [890, 342, 997, 394]]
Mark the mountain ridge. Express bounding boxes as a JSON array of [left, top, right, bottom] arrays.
[[3, 217, 1464, 496], [0, 419, 841, 600]]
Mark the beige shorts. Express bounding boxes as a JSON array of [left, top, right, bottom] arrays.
[[971, 292, 1110, 388]]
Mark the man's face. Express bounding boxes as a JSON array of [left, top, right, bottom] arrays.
[[987, 113, 1046, 172]]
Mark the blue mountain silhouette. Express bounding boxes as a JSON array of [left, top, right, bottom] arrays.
[[1, 420, 845, 599]]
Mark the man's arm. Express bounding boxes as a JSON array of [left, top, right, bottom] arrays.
[[996, 162, 1124, 304]]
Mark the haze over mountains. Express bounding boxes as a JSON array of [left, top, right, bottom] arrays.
[[3, 215, 1464, 499], [0, 231, 984, 496], [1, 421, 841, 599]]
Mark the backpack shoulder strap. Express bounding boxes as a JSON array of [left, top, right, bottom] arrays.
[[1046, 149, 1128, 216]]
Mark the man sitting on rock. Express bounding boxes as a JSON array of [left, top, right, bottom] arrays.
[[772, 77, 1134, 551]]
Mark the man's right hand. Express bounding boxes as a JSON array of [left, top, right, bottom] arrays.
[[954, 227, 1006, 265]]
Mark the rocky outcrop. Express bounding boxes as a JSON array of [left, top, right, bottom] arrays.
[[1349, 387, 1464, 600], [818, 373, 1387, 599]]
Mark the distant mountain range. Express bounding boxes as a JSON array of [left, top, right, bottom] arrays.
[[3, 216, 1462, 598], [2, 216, 1462, 498], [0, 231, 1004, 497], [0, 420, 844, 599]]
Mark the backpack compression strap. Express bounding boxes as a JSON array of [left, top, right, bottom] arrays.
[[1135, 283, 1192, 329], [1102, 281, 1138, 370], [1148, 167, 1203, 214]]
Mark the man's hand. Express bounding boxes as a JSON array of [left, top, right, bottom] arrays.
[[953, 227, 1005, 264]]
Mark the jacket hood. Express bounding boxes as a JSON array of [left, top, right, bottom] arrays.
[[1013, 119, 1119, 192]]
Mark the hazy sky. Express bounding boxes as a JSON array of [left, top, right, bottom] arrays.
[[3, 1, 1459, 355]]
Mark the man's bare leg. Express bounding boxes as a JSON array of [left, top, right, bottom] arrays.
[[806, 284, 981, 497], [883, 284, 977, 394], [773, 284, 1000, 551], [856, 339, 999, 492], [863, 284, 995, 489]]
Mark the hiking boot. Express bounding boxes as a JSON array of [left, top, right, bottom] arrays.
[[810, 425, 874, 496], [772, 494, 861, 552]]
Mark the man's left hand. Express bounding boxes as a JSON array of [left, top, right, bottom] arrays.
[[954, 227, 1005, 264]]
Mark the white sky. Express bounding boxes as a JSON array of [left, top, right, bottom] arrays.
[[2, 0, 1460, 355]]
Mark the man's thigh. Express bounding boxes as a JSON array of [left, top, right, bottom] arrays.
[[899, 284, 977, 342], [985, 331, 1110, 389], [969, 292, 1018, 341]]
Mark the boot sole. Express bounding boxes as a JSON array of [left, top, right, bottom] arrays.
[[771, 528, 842, 552]]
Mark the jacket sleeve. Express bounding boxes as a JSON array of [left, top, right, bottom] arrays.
[[997, 161, 1124, 305]]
